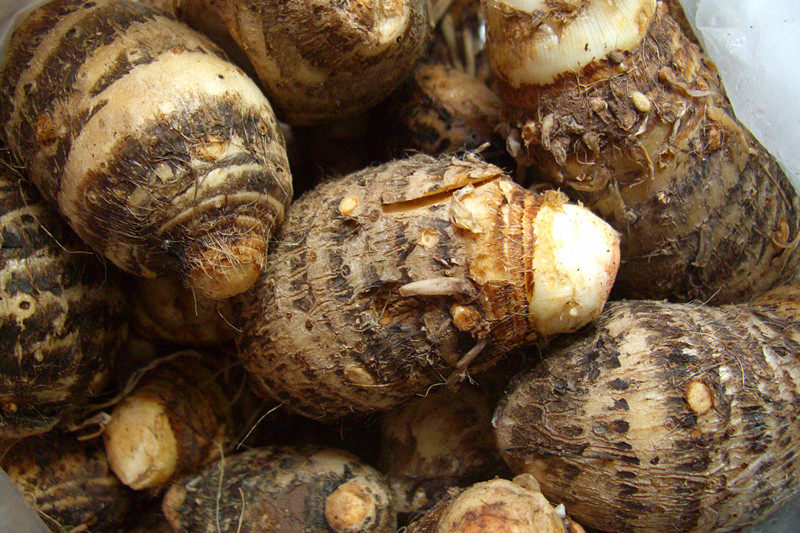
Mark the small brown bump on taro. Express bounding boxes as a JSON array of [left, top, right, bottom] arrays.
[[418, 227, 440, 248], [339, 196, 361, 217], [326, 481, 373, 532], [345, 366, 376, 387], [630, 91, 652, 113], [450, 304, 481, 332], [608, 50, 626, 64], [685, 380, 714, 415], [193, 136, 229, 161], [4, 402, 18, 414], [772, 220, 792, 249]]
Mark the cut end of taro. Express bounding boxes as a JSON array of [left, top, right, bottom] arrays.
[[103, 396, 178, 490], [188, 236, 267, 300], [325, 479, 376, 533], [528, 202, 620, 337], [486, 0, 657, 88]]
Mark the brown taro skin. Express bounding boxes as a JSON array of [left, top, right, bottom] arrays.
[[162, 446, 396, 533], [379, 64, 503, 158], [1, 434, 134, 531], [0, 0, 292, 300], [0, 171, 127, 439], [495, 4, 800, 304], [494, 286, 800, 532], [174, 0, 430, 125], [378, 385, 509, 514], [238, 154, 619, 420]]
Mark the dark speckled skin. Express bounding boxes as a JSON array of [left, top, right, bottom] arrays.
[[0, 171, 127, 438], [163, 446, 396, 532], [495, 289, 800, 532], [1, 433, 134, 530]]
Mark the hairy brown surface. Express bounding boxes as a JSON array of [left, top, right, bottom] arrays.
[[0, 0, 292, 298], [495, 5, 800, 303], [1, 433, 134, 530], [0, 170, 127, 438], [379, 385, 508, 514], [175, 0, 430, 125], [665, 0, 698, 44], [494, 287, 800, 532], [162, 446, 395, 532], [237, 155, 610, 419]]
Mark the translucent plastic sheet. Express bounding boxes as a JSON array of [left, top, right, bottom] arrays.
[[0, 0, 51, 59], [0, 469, 49, 533], [680, 0, 800, 190]]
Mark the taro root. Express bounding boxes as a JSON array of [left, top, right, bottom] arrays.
[[174, 0, 430, 125], [427, 0, 491, 84], [1, 170, 127, 438], [379, 385, 508, 514], [380, 64, 503, 157], [494, 284, 800, 532], [407, 476, 585, 533], [1, 433, 134, 530], [131, 277, 235, 346], [162, 446, 396, 532], [485, 0, 800, 303], [239, 154, 620, 419], [0, 0, 292, 299], [103, 354, 232, 490]]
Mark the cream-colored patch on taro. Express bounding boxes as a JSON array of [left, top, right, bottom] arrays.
[[58, 48, 272, 222], [326, 479, 374, 531], [339, 196, 361, 217], [6, 292, 36, 322], [487, 0, 656, 86], [686, 380, 713, 415], [528, 203, 619, 336], [595, 321, 673, 457]]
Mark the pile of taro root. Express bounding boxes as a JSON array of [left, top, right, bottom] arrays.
[[2, 0, 799, 531]]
